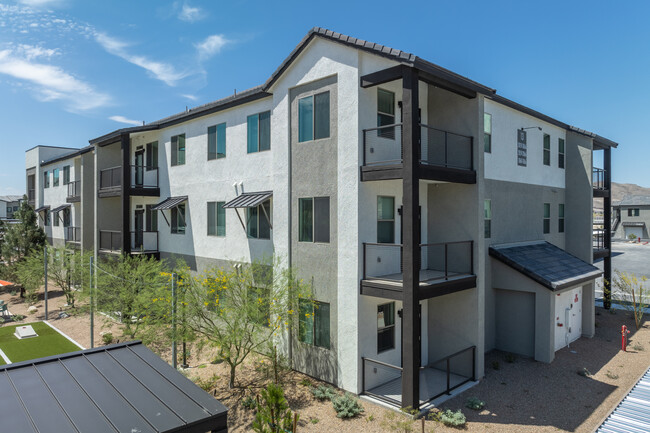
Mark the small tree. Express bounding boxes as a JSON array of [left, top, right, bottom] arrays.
[[613, 270, 649, 329], [252, 383, 297, 433], [183, 258, 310, 388], [14, 248, 44, 303], [46, 245, 92, 308], [1, 198, 46, 266]]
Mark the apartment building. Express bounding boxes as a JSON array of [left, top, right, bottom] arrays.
[[26, 28, 616, 410], [0, 195, 22, 220], [611, 196, 650, 240], [25, 145, 94, 250]]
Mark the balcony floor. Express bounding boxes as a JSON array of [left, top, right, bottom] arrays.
[[365, 269, 463, 285], [361, 270, 476, 301]]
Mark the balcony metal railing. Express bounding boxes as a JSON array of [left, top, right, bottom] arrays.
[[65, 226, 81, 243], [130, 165, 159, 189], [420, 124, 473, 170], [362, 357, 403, 407], [129, 231, 158, 252], [99, 230, 121, 252], [593, 229, 606, 250], [67, 180, 81, 199], [363, 240, 474, 284], [363, 124, 403, 166], [100, 166, 121, 189], [593, 168, 606, 190], [28, 189, 35, 203]]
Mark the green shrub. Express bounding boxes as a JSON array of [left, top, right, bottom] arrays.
[[440, 409, 466, 427], [102, 332, 114, 345], [252, 383, 298, 433], [311, 384, 337, 401], [298, 377, 312, 387], [332, 393, 364, 419], [242, 396, 257, 410], [465, 397, 485, 411]]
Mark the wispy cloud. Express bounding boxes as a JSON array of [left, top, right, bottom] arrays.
[[195, 34, 229, 60], [177, 1, 203, 22], [95, 32, 189, 86], [181, 93, 198, 101], [17, 0, 65, 8], [0, 45, 110, 111], [109, 115, 142, 126]]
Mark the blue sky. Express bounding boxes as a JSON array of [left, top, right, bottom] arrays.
[[0, 0, 647, 195]]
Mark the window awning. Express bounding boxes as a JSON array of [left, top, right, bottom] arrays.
[[489, 241, 602, 291], [152, 196, 188, 211], [623, 222, 645, 227], [52, 204, 71, 213], [34, 205, 50, 213], [223, 191, 272, 208]]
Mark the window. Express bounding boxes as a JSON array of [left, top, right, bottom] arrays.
[[298, 299, 330, 349], [44, 171, 49, 188], [558, 138, 565, 169], [171, 204, 186, 234], [247, 111, 271, 153], [543, 203, 550, 234], [63, 166, 70, 185], [247, 201, 271, 239], [543, 134, 551, 166], [53, 211, 59, 226], [377, 302, 395, 353], [298, 92, 330, 142], [146, 141, 158, 170], [208, 123, 226, 160], [484, 113, 492, 153], [484, 199, 492, 239], [628, 208, 640, 217], [298, 197, 330, 243], [53, 168, 59, 186], [377, 88, 395, 138], [207, 201, 226, 236], [377, 196, 395, 243], [63, 208, 70, 227], [146, 204, 157, 232], [44, 210, 51, 226], [558, 203, 565, 233], [171, 134, 186, 166]]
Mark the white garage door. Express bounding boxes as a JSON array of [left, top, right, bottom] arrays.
[[625, 226, 644, 239], [554, 287, 583, 352]]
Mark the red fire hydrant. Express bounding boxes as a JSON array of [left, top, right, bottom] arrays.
[[622, 325, 630, 351]]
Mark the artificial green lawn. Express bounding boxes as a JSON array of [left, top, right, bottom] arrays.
[[0, 322, 81, 363]]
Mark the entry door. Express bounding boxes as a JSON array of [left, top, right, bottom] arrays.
[[135, 150, 144, 186], [399, 305, 422, 367], [134, 210, 144, 249]]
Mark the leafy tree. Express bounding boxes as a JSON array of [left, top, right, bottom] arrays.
[[14, 248, 45, 303], [1, 198, 46, 266], [613, 270, 649, 329], [46, 245, 92, 308]]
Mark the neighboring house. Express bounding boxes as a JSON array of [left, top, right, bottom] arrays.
[[25, 145, 94, 250], [25, 28, 617, 410], [612, 195, 650, 240], [0, 195, 22, 219]]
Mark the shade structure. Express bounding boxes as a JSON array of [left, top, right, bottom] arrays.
[[34, 205, 50, 213], [152, 196, 188, 211], [223, 191, 272, 208], [0, 341, 228, 433], [51, 204, 71, 213]]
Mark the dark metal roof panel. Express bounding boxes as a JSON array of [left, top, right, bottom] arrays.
[[35, 205, 50, 213], [41, 145, 94, 167], [152, 196, 188, 211], [489, 241, 602, 291], [622, 222, 646, 227], [223, 191, 273, 208], [616, 195, 650, 207], [0, 371, 38, 433], [52, 204, 71, 213]]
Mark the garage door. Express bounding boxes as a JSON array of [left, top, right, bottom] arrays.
[[624, 226, 644, 239], [495, 289, 535, 357], [554, 287, 582, 352]]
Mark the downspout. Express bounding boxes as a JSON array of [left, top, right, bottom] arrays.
[[287, 94, 293, 365]]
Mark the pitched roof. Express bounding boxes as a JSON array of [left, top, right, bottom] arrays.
[[489, 241, 602, 291], [615, 195, 650, 207], [40, 145, 94, 167], [0, 195, 22, 202], [0, 341, 228, 433]]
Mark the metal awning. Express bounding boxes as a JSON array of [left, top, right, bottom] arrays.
[[34, 205, 50, 213], [223, 191, 272, 208], [622, 222, 646, 227], [0, 341, 228, 433], [52, 204, 71, 213], [152, 196, 188, 211]]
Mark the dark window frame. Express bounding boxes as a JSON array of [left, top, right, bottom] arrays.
[[377, 302, 395, 353], [53, 168, 60, 187], [484, 199, 492, 239], [558, 203, 565, 233], [171, 134, 186, 167], [543, 134, 551, 166], [146, 141, 159, 170], [247, 111, 271, 153], [298, 196, 330, 243], [246, 200, 271, 240], [171, 204, 186, 234], [484, 113, 492, 153], [207, 201, 226, 237], [208, 123, 227, 160], [377, 88, 395, 139], [377, 196, 395, 244], [298, 299, 330, 350], [298, 91, 330, 143], [558, 138, 565, 169], [63, 165, 70, 185], [44, 171, 50, 188], [543, 202, 551, 234]]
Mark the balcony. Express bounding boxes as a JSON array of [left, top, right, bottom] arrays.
[[28, 189, 35, 206], [360, 124, 475, 183], [593, 228, 609, 260], [129, 231, 159, 254], [66, 181, 81, 203], [130, 165, 160, 196], [361, 241, 476, 300], [65, 226, 81, 247], [593, 167, 608, 197], [98, 166, 121, 197], [99, 230, 121, 253]]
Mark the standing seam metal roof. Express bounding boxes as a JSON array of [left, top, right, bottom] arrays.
[[152, 196, 188, 211], [223, 191, 273, 208], [597, 368, 650, 432]]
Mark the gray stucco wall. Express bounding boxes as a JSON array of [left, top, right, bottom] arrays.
[[614, 205, 650, 239], [494, 289, 535, 357], [565, 131, 593, 262], [81, 151, 94, 251], [289, 76, 339, 385], [159, 251, 232, 273]]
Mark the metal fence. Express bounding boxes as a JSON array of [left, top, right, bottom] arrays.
[[593, 168, 606, 190], [420, 124, 473, 170]]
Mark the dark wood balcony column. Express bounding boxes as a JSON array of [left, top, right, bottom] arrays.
[[401, 65, 421, 410], [603, 146, 612, 309], [121, 132, 131, 253]]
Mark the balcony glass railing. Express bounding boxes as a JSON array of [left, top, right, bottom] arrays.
[[130, 231, 158, 252], [130, 165, 159, 189]]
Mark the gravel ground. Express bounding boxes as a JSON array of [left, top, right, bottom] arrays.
[[1, 285, 648, 432]]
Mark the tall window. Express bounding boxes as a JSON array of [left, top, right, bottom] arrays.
[[171, 134, 186, 166], [377, 88, 395, 138], [377, 302, 395, 353], [628, 208, 640, 217], [247, 111, 271, 153], [543, 203, 550, 234], [484, 113, 492, 153], [558, 138, 565, 169], [171, 204, 186, 234], [53, 210, 59, 226], [44, 210, 51, 226], [44, 171, 49, 188], [207, 201, 226, 236], [377, 196, 395, 243], [558, 203, 565, 233], [543, 134, 551, 166], [484, 199, 492, 239], [247, 201, 271, 239], [146, 141, 158, 169], [63, 208, 70, 227], [63, 166, 70, 185], [298, 92, 330, 142], [208, 123, 226, 160], [298, 197, 330, 243], [146, 204, 157, 232], [298, 299, 330, 349], [53, 168, 60, 186]]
